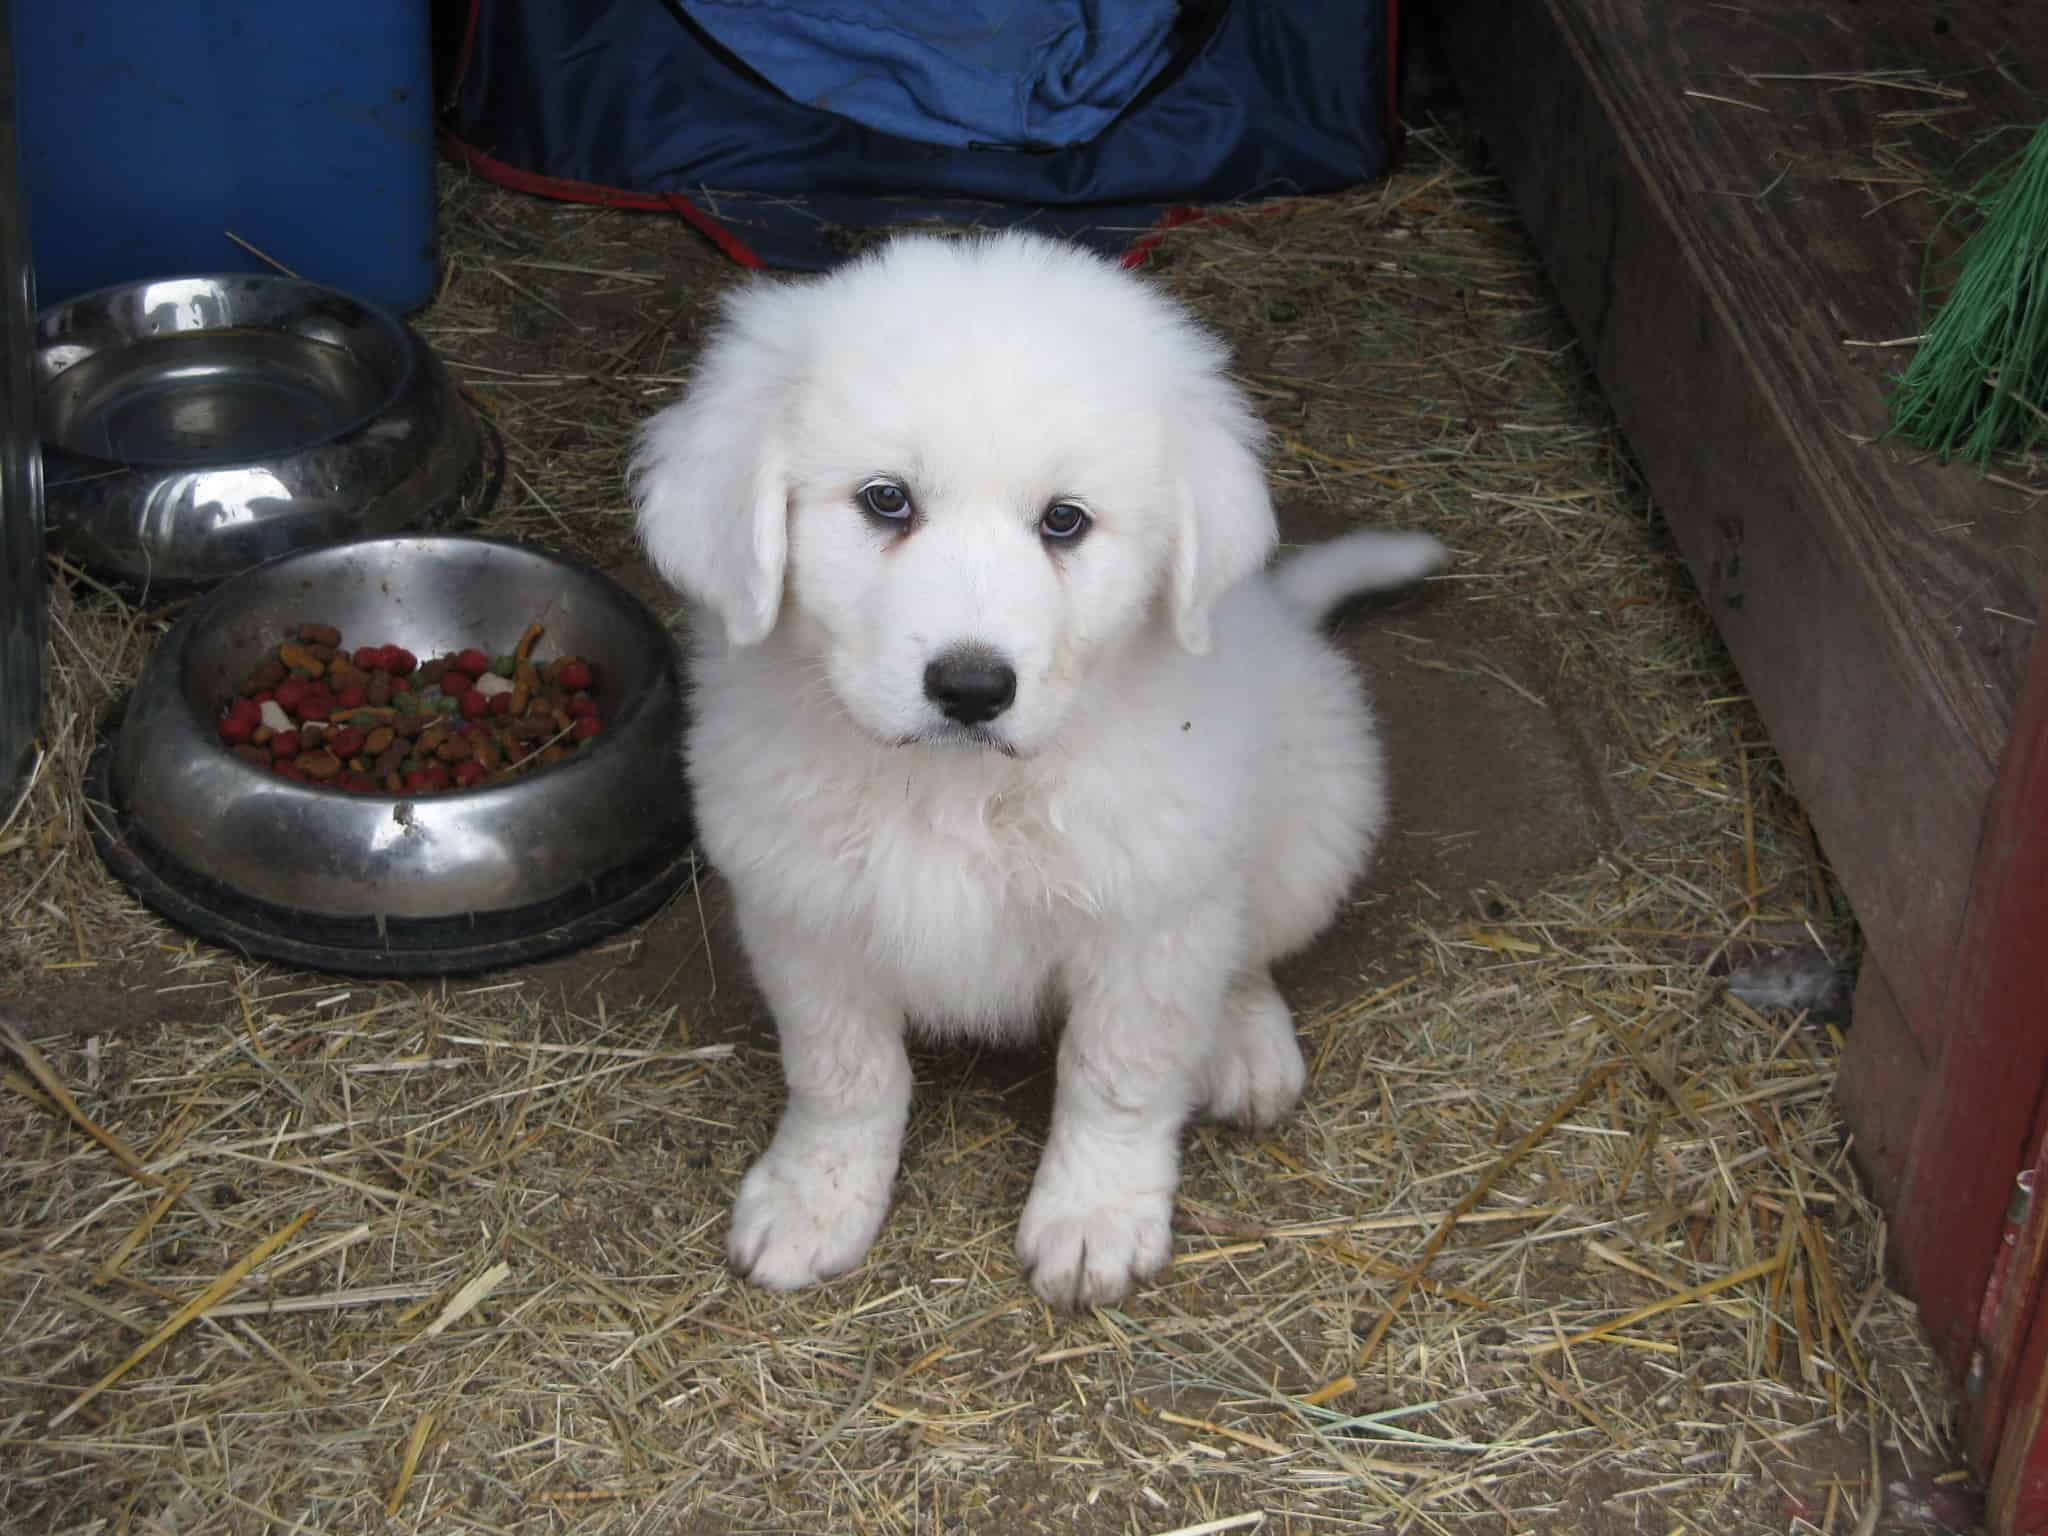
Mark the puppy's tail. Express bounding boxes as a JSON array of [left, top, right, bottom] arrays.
[[1270, 530, 1446, 622]]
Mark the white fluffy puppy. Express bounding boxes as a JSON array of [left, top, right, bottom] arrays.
[[632, 231, 1441, 1309]]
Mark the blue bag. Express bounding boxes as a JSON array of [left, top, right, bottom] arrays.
[[445, 0, 1399, 270]]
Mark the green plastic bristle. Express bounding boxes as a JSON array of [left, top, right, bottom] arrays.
[[1888, 119, 2048, 468]]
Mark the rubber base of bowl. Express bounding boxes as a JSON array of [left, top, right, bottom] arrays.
[[86, 730, 699, 978]]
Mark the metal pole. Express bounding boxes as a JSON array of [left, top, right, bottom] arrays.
[[0, 0, 46, 808]]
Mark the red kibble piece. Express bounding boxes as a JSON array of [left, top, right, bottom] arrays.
[[275, 677, 309, 710], [229, 695, 262, 725], [328, 726, 366, 758], [335, 684, 366, 710], [389, 648, 418, 675], [455, 647, 491, 678], [297, 691, 333, 722], [571, 715, 602, 740], [458, 688, 488, 720], [270, 732, 300, 759], [217, 715, 254, 745], [393, 675, 412, 692], [452, 758, 486, 788], [556, 659, 593, 691], [567, 694, 597, 719], [353, 646, 383, 671], [423, 761, 452, 790], [252, 689, 275, 705], [489, 692, 513, 717]]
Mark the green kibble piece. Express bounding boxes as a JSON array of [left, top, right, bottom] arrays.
[[434, 696, 460, 715], [395, 691, 420, 716], [492, 654, 517, 678]]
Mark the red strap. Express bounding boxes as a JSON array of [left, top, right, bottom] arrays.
[[438, 132, 768, 271]]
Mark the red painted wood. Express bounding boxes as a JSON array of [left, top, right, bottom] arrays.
[[1987, 1119, 2048, 1531], [1981, 1121, 2047, 1495], [1991, 1383, 2048, 1536], [1891, 584, 2048, 1388]]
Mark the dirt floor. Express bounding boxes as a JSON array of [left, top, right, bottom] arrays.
[[0, 126, 1984, 1533]]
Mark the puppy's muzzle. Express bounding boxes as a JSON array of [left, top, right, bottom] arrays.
[[923, 646, 1017, 726]]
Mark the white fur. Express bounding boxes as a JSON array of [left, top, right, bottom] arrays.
[[632, 231, 1443, 1309]]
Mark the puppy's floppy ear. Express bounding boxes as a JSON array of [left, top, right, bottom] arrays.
[[630, 289, 797, 649], [1167, 371, 1279, 654]]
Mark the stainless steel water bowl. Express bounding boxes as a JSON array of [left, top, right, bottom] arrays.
[[38, 275, 498, 588], [90, 535, 695, 975]]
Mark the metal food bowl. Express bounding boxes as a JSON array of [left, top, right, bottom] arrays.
[[38, 275, 500, 589], [88, 535, 696, 975]]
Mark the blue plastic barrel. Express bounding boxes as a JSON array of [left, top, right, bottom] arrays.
[[14, 1, 437, 312]]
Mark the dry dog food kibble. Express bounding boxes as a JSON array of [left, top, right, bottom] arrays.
[[216, 620, 604, 794]]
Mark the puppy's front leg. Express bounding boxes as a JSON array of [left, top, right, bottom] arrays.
[[1018, 918, 1233, 1309], [729, 922, 910, 1291]]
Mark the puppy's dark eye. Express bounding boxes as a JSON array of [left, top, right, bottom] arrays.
[[860, 482, 912, 522], [1041, 502, 1090, 542]]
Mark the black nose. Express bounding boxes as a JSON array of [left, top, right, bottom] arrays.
[[923, 648, 1017, 726]]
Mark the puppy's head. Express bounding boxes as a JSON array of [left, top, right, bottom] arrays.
[[631, 231, 1276, 757]]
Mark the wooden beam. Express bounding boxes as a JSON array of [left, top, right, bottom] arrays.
[[1432, 0, 2039, 1056], [1835, 963, 1926, 1215]]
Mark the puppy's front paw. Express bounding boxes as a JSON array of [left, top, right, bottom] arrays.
[[727, 1134, 894, 1291], [1016, 1185, 1174, 1310], [1201, 975, 1306, 1131]]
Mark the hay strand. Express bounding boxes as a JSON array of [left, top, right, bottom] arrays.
[[419, 1258, 512, 1341], [385, 1410, 437, 1516], [1148, 1513, 1266, 1536], [48, 1207, 314, 1427], [1306, 1061, 1622, 1403], [1525, 1254, 1783, 1357], [2, 1020, 161, 1185]]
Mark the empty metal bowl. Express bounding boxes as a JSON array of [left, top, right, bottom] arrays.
[[38, 275, 500, 589], [89, 535, 695, 975]]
